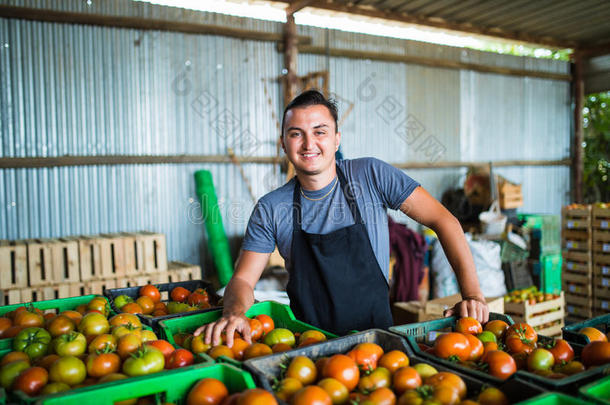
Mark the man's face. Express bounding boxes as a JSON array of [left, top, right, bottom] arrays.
[[281, 105, 341, 176]]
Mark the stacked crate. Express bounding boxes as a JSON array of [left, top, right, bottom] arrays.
[[0, 232, 201, 305], [561, 205, 594, 322], [592, 204, 610, 316]]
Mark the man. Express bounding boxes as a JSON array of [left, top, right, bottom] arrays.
[[196, 90, 488, 347]]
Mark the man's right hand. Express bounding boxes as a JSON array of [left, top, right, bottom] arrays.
[[193, 313, 252, 348]]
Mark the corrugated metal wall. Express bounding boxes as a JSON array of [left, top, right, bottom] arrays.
[[0, 0, 572, 271]]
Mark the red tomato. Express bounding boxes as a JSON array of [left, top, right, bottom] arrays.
[[187, 378, 228, 405], [483, 320, 509, 341], [139, 285, 161, 304], [505, 335, 536, 355], [292, 386, 331, 405], [481, 350, 517, 380], [237, 388, 279, 405], [506, 323, 537, 343], [347, 342, 384, 372], [322, 354, 359, 392], [12, 366, 48, 396], [581, 341, 610, 367], [171, 287, 191, 303], [455, 317, 482, 335], [546, 339, 575, 363], [248, 318, 263, 341], [145, 340, 175, 362], [86, 352, 121, 378], [392, 366, 422, 394], [433, 332, 471, 361], [464, 334, 484, 361], [167, 348, 194, 369], [255, 314, 274, 334]]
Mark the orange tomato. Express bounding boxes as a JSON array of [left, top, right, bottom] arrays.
[[579, 327, 608, 343], [322, 354, 359, 391], [208, 345, 235, 360], [464, 334, 484, 361], [243, 343, 272, 360], [1, 351, 30, 366], [433, 332, 471, 361], [255, 314, 274, 334], [139, 285, 161, 304], [272, 343, 292, 353], [455, 317, 483, 335], [230, 338, 250, 360], [145, 340, 175, 362], [186, 378, 228, 405], [347, 342, 384, 372], [292, 386, 331, 405], [60, 310, 83, 326], [237, 388, 278, 405], [425, 371, 467, 399], [378, 350, 409, 373], [248, 318, 263, 341], [121, 303, 144, 314], [136, 296, 155, 315], [392, 366, 421, 394]]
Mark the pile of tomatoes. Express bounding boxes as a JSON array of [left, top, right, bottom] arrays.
[[265, 342, 509, 405], [0, 296, 198, 398], [421, 317, 610, 381], [173, 314, 328, 362], [114, 285, 215, 317]]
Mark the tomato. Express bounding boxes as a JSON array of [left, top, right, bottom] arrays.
[[322, 354, 359, 391], [263, 328, 295, 347], [254, 314, 274, 334], [464, 334, 484, 361], [0, 360, 30, 389], [141, 330, 158, 342], [113, 324, 145, 340], [117, 333, 143, 359], [348, 343, 384, 372], [109, 313, 142, 328], [114, 295, 134, 310], [167, 302, 192, 314], [527, 348, 555, 372], [579, 327, 607, 343], [512, 352, 528, 370], [49, 356, 87, 385], [230, 338, 249, 360], [75, 304, 88, 315], [397, 384, 459, 405], [60, 310, 83, 326], [78, 312, 110, 337], [433, 332, 471, 361], [455, 317, 482, 335], [12, 366, 48, 396], [554, 360, 585, 375], [506, 323, 537, 343], [581, 341, 610, 367], [247, 318, 263, 341], [286, 356, 317, 385], [274, 377, 303, 402], [136, 296, 155, 315], [505, 335, 535, 355], [145, 340, 175, 362], [89, 334, 118, 353], [483, 320, 509, 341], [238, 388, 279, 405], [424, 371, 467, 399], [122, 346, 165, 376], [478, 387, 509, 405], [121, 303, 144, 314], [46, 315, 76, 338], [3, 325, 25, 339], [483, 341, 498, 357], [292, 386, 332, 405], [40, 381, 71, 395], [14, 309, 44, 328], [87, 297, 110, 317], [52, 331, 87, 356], [481, 350, 517, 380], [209, 345, 236, 360], [1, 351, 30, 366], [171, 287, 191, 303], [367, 387, 396, 405], [187, 291, 210, 307], [35, 354, 60, 371], [186, 378, 228, 405], [377, 350, 409, 373], [545, 339, 574, 363], [358, 367, 391, 393], [13, 327, 52, 361], [167, 348, 194, 369], [0, 317, 13, 337], [298, 330, 327, 347], [317, 378, 348, 404], [243, 343, 272, 360], [140, 285, 161, 304], [86, 351, 121, 377]]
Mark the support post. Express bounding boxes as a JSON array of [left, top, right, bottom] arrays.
[[572, 53, 585, 203]]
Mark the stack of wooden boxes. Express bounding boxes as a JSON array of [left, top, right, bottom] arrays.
[[592, 205, 610, 316], [561, 205, 594, 322], [0, 232, 201, 305]]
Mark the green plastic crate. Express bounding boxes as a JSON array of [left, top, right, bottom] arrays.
[[22, 363, 252, 405], [390, 313, 608, 394], [563, 314, 610, 345], [0, 295, 111, 351], [516, 392, 596, 405], [158, 301, 338, 365], [519, 213, 562, 254], [541, 253, 562, 294], [580, 375, 610, 405]]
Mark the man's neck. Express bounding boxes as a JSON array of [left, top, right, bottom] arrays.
[[296, 164, 337, 191]]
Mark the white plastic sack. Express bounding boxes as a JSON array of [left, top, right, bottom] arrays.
[[430, 233, 507, 298]]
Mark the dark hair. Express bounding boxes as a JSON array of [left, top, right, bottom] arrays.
[[281, 89, 339, 135]]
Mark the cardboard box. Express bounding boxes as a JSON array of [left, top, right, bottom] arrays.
[[392, 295, 504, 325]]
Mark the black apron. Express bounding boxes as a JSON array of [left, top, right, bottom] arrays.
[[286, 165, 394, 335]]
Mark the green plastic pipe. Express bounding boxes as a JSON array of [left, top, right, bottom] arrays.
[[194, 170, 234, 286]]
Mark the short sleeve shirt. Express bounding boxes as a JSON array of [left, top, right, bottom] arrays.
[[242, 157, 420, 281]]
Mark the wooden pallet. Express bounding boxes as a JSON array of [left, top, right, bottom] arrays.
[[1, 283, 89, 306], [25, 238, 80, 286], [0, 240, 28, 289], [504, 291, 565, 331]]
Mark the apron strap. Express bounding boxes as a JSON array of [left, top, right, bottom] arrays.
[[292, 164, 365, 231]]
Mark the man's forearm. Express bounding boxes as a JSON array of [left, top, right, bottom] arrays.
[[222, 276, 256, 317]]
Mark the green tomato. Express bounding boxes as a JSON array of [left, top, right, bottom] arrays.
[[41, 382, 71, 395], [527, 348, 555, 372], [477, 331, 497, 343], [0, 360, 30, 389], [167, 302, 191, 314], [122, 347, 165, 377], [113, 294, 134, 310], [49, 356, 87, 386], [263, 328, 295, 347], [52, 331, 87, 357], [358, 367, 391, 393], [13, 327, 52, 361]]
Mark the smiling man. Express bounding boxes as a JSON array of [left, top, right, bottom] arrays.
[[196, 90, 488, 346]]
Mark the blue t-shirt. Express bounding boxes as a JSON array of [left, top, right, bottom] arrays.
[[242, 158, 420, 281]]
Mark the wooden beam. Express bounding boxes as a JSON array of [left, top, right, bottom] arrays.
[[572, 55, 585, 203], [0, 5, 312, 45], [573, 40, 610, 59], [278, 44, 571, 81], [286, 0, 315, 16], [274, 0, 577, 49], [0, 155, 570, 169]]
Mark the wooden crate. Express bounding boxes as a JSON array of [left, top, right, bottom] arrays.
[[562, 279, 593, 296], [0, 240, 28, 289], [562, 250, 593, 274], [562, 205, 592, 222], [536, 320, 564, 338], [499, 182, 523, 209], [25, 238, 80, 286], [0, 283, 88, 305], [593, 239, 610, 254], [562, 229, 592, 252], [167, 261, 200, 282], [120, 232, 168, 274], [504, 291, 565, 331], [565, 301, 593, 319], [592, 205, 610, 230]]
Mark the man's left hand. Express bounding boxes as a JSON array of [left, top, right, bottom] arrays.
[[444, 297, 489, 323]]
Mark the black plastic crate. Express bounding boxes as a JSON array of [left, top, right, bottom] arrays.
[[503, 260, 534, 291], [243, 329, 543, 404], [104, 279, 222, 330]]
